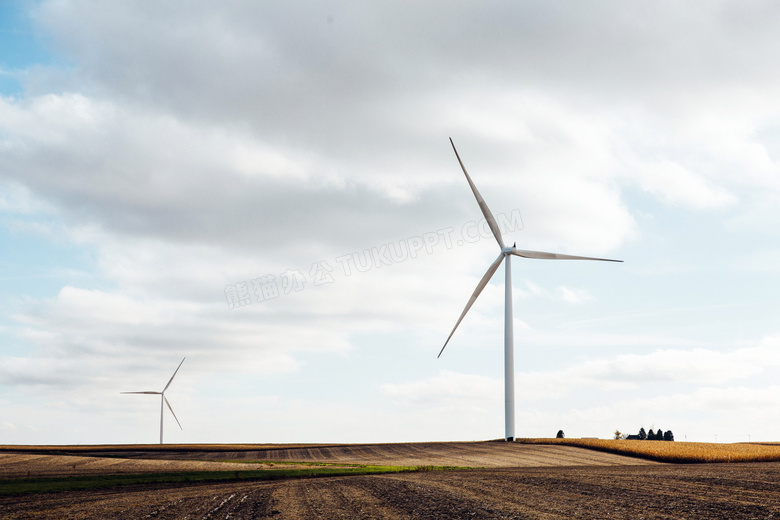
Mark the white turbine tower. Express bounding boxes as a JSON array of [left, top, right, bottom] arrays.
[[122, 357, 186, 444], [439, 139, 622, 441]]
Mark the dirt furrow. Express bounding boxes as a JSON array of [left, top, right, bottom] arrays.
[[266, 478, 399, 520]]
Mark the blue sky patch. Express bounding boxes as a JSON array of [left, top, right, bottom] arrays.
[[0, 0, 54, 96]]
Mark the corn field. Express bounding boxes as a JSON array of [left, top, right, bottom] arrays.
[[520, 438, 780, 463]]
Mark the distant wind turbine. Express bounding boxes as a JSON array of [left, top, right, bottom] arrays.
[[121, 357, 186, 444], [439, 138, 622, 441]]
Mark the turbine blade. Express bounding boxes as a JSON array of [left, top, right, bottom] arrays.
[[438, 253, 505, 358], [511, 248, 623, 262], [164, 395, 183, 430], [121, 391, 161, 394], [449, 138, 505, 250], [162, 357, 186, 393]]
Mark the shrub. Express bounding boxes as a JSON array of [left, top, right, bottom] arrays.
[[556, 430, 565, 439]]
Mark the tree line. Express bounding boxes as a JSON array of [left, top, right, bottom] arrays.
[[615, 427, 674, 441], [555, 428, 674, 441]]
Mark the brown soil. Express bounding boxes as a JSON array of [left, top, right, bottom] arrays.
[[174, 441, 657, 467], [0, 453, 300, 479], [3, 463, 780, 519], [0, 441, 656, 477], [3, 442, 779, 519]]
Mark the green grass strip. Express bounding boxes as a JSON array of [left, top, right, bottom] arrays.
[[0, 465, 461, 496]]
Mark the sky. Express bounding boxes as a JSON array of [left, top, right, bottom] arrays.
[[2, 1, 780, 445]]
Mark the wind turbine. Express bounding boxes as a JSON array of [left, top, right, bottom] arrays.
[[121, 357, 185, 444], [439, 138, 621, 441]]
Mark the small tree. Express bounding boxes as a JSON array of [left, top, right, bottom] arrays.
[[664, 430, 674, 441], [654, 427, 664, 440], [614, 430, 623, 440], [638, 427, 647, 440], [556, 430, 565, 439], [647, 429, 656, 440]]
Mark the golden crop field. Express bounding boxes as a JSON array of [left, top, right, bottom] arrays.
[[519, 438, 780, 463]]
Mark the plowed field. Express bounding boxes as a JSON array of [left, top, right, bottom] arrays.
[[77, 441, 657, 467], [0, 452, 300, 479], [3, 442, 780, 519], [0, 442, 653, 479]]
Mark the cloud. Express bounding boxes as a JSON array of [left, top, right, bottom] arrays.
[[381, 370, 501, 407], [635, 160, 737, 210], [0, 94, 433, 253], [387, 336, 780, 407], [4, 284, 346, 389], [518, 281, 594, 304], [556, 286, 593, 304], [520, 338, 780, 399]]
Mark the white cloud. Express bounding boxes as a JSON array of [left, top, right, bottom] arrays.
[[388, 335, 780, 410], [381, 370, 501, 407], [635, 160, 737, 210], [556, 286, 593, 304], [520, 337, 780, 398]]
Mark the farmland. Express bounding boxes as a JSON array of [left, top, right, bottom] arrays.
[[0, 441, 654, 480], [519, 437, 780, 463], [3, 441, 780, 518]]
